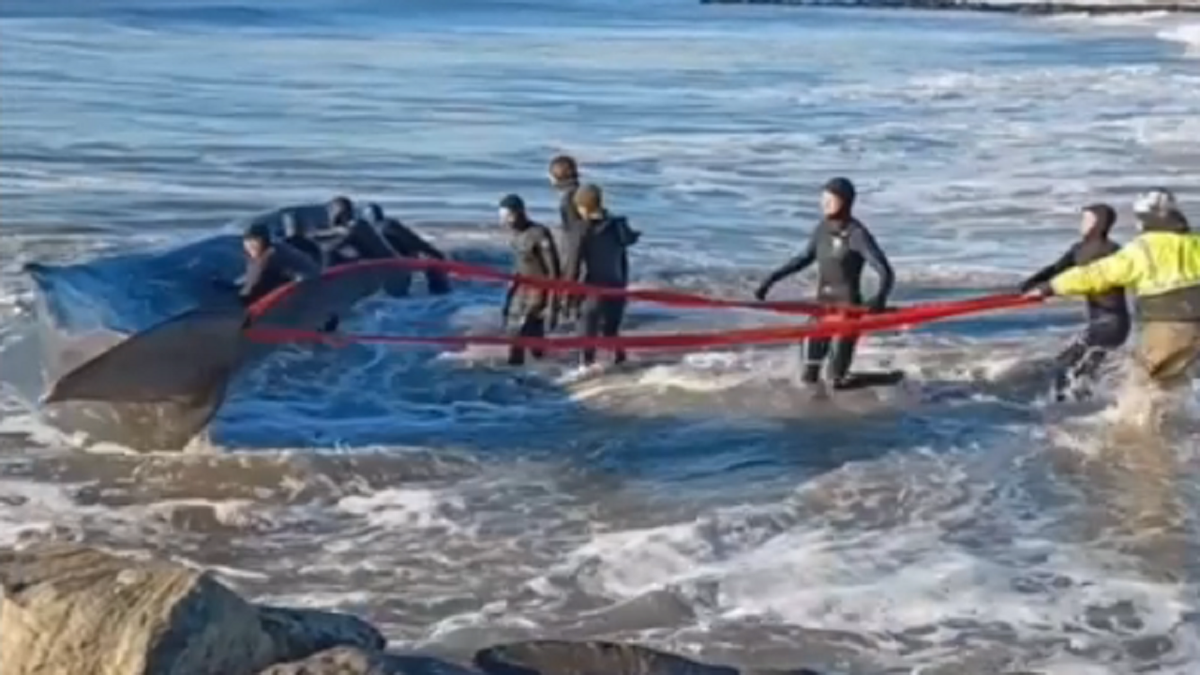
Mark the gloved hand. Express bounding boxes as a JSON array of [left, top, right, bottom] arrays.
[[753, 283, 771, 302], [1024, 284, 1052, 300]]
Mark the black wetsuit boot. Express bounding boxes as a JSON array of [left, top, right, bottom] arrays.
[[508, 312, 546, 366], [801, 339, 827, 385], [828, 336, 860, 388], [579, 297, 627, 367], [801, 335, 857, 386]]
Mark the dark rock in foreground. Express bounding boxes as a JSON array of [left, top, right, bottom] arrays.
[[699, 0, 1200, 16], [0, 543, 279, 675], [0, 543, 828, 675], [258, 605, 388, 666], [0, 543, 387, 675], [474, 640, 825, 675], [260, 646, 479, 675]]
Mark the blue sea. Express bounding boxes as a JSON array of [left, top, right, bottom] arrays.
[[2, 1, 1200, 672]]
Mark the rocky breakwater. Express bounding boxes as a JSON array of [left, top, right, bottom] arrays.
[[698, 0, 1200, 16], [0, 543, 825, 675]]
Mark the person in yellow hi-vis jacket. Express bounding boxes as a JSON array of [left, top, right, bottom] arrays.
[[1027, 189, 1200, 389]]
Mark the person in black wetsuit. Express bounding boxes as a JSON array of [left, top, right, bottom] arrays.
[[754, 177, 895, 389], [565, 184, 641, 370], [281, 212, 324, 267], [549, 155, 586, 322], [319, 195, 398, 266], [364, 203, 452, 295], [499, 194, 562, 366], [1019, 203, 1129, 401], [239, 222, 322, 307]]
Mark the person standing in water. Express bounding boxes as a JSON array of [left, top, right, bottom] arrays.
[[549, 155, 586, 322], [754, 177, 895, 389], [499, 194, 562, 366], [565, 184, 641, 372], [1019, 203, 1129, 401], [1029, 189, 1200, 394]]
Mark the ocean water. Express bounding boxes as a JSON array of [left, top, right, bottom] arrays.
[[2, 1, 1200, 673]]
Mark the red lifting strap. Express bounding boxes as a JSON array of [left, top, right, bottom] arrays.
[[247, 256, 852, 321], [242, 256, 1040, 351]]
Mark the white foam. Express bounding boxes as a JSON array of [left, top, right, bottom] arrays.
[[1158, 22, 1200, 53], [0, 478, 140, 547], [0, 408, 88, 450], [2, 8, 1199, 671], [547, 451, 1196, 669], [336, 487, 466, 532], [143, 498, 280, 531]]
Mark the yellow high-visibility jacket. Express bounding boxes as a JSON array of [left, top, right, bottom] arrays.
[[1051, 231, 1200, 322]]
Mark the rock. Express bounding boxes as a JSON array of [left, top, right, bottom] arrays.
[[0, 544, 395, 675], [474, 641, 825, 675], [257, 646, 479, 675], [474, 640, 739, 675], [258, 605, 387, 664], [0, 543, 277, 675], [0, 543, 828, 675]]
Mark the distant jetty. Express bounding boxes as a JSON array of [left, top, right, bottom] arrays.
[[698, 0, 1200, 16]]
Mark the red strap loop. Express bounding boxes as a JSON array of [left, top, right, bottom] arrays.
[[242, 256, 1040, 351]]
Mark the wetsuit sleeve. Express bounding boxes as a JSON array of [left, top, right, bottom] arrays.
[[414, 236, 445, 260], [1020, 246, 1077, 292], [850, 226, 894, 309], [390, 223, 445, 260], [615, 218, 640, 247], [536, 229, 564, 325], [280, 243, 322, 280], [375, 229, 400, 258], [540, 229, 563, 280], [302, 239, 324, 266], [1049, 243, 1143, 297], [555, 223, 577, 283], [566, 229, 588, 283], [416, 238, 443, 260], [559, 191, 575, 230], [761, 231, 818, 290], [323, 225, 352, 248], [238, 257, 270, 306], [502, 284, 516, 322], [315, 225, 356, 256]]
